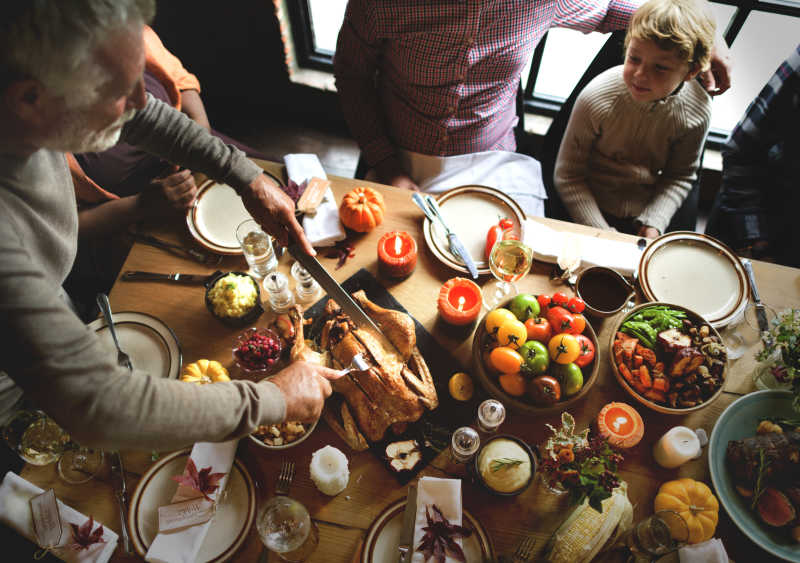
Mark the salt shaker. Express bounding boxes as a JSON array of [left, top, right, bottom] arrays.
[[263, 272, 295, 313], [449, 426, 480, 464], [476, 399, 506, 433], [290, 261, 320, 303]]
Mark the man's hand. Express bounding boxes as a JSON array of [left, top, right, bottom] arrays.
[[373, 155, 420, 191], [151, 166, 197, 210], [637, 224, 660, 239], [265, 361, 344, 423], [700, 33, 732, 96], [240, 173, 315, 255]]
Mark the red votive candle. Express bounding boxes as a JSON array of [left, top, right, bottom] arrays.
[[438, 277, 482, 325], [596, 402, 644, 448], [377, 231, 417, 278]]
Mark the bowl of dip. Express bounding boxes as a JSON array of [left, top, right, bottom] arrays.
[[474, 435, 536, 496], [576, 266, 635, 318], [204, 271, 264, 327]]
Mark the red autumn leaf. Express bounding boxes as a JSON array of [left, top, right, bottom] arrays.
[[171, 458, 226, 501], [69, 516, 106, 551], [415, 504, 472, 563]]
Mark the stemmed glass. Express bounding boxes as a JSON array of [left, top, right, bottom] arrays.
[[609, 510, 690, 562], [482, 239, 533, 309], [257, 496, 319, 562]]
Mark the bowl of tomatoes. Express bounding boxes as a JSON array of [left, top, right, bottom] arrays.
[[471, 291, 600, 415]]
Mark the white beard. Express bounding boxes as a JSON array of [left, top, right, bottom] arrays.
[[43, 108, 137, 153]]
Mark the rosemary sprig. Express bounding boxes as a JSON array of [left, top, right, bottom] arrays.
[[751, 448, 771, 510], [490, 457, 524, 472]]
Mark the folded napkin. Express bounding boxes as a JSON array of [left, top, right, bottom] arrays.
[[145, 440, 238, 563], [523, 218, 642, 276], [678, 538, 729, 563], [411, 477, 462, 563], [284, 153, 345, 247], [0, 471, 118, 563]]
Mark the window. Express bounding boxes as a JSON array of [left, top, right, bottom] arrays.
[[282, 0, 800, 141]]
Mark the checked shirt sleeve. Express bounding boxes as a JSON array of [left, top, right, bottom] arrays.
[[333, 0, 396, 168], [552, 0, 641, 33]]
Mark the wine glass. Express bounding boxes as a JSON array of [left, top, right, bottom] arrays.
[[57, 445, 104, 485], [722, 302, 777, 360], [257, 496, 319, 562], [610, 510, 689, 562], [482, 239, 533, 310]]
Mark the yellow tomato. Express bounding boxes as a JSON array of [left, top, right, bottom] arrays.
[[484, 308, 516, 336], [548, 333, 580, 364], [498, 373, 527, 397], [496, 319, 527, 349], [489, 347, 524, 375]]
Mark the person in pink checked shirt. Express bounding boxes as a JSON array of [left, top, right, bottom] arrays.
[[334, 0, 731, 216]]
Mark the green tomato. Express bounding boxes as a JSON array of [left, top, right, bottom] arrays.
[[509, 293, 541, 321], [551, 363, 584, 396], [518, 340, 549, 376]]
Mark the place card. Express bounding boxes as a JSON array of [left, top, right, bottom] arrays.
[[29, 489, 62, 549], [157, 498, 216, 532]]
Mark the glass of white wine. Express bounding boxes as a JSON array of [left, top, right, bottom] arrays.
[[483, 239, 533, 310], [3, 410, 70, 466]]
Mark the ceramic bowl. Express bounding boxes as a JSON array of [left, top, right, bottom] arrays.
[[472, 434, 537, 497], [204, 271, 264, 328], [608, 302, 728, 414], [248, 417, 318, 451], [471, 297, 600, 416]]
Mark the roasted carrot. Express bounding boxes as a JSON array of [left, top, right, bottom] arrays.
[[618, 363, 634, 383], [639, 365, 652, 388], [633, 355, 644, 368], [652, 377, 669, 393]]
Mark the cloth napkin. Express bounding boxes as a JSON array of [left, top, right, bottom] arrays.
[[284, 153, 346, 247], [678, 538, 729, 562], [0, 471, 118, 563], [145, 439, 238, 563], [523, 217, 642, 276], [411, 477, 462, 563]]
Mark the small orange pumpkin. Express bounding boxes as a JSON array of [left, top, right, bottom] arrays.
[[339, 186, 385, 232]]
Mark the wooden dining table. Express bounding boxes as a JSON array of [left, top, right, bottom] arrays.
[[19, 160, 800, 562]]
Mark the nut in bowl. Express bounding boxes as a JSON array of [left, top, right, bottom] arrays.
[[204, 271, 264, 327], [250, 418, 317, 450], [609, 302, 728, 414], [473, 434, 536, 496], [232, 327, 283, 378], [472, 293, 599, 415]]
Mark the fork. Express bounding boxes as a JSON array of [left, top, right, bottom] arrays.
[[96, 293, 133, 372], [340, 353, 369, 375], [275, 460, 295, 496], [510, 534, 537, 563]]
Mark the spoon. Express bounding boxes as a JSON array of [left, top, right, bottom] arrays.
[[96, 293, 133, 372]]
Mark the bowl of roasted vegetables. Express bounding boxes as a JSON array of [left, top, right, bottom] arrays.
[[609, 302, 728, 414]]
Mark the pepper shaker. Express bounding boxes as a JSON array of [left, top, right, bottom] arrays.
[[263, 272, 295, 313]]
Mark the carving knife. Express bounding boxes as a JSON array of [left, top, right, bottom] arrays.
[[121, 271, 219, 284], [423, 195, 479, 279], [742, 259, 769, 333], [109, 451, 132, 553], [398, 484, 418, 563]]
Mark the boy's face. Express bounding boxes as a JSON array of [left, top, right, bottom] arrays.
[[623, 37, 700, 103]]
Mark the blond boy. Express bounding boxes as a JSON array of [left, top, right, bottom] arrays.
[[554, 0, 716, 237]]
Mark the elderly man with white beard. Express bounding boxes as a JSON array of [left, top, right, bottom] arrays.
[[0, 0, 341, 455]]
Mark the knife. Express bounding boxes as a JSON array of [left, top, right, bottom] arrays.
[[129, 232, 221, 265], [121, 271, 217, 284], [742, 259, 769, 332], [423, 195, 479, 279], [109, 451, 132, 553], [398, 484, 418, 563]]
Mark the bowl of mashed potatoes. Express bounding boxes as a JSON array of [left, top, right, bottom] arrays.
[[204, 271, 264, 327], [474, 435, 536, 496]]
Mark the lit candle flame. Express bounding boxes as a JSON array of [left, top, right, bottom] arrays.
[[612, 415, 629, 433], [393, 235, 402, 256], [457, 296, 465, 312]]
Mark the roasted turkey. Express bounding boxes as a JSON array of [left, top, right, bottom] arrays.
[[286, 290, 438, 450]]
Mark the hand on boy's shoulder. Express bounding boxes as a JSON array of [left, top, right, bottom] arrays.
[[701, 39, 732, 96]]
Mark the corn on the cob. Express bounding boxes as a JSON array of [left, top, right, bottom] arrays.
[[545, 482, 632, 563]]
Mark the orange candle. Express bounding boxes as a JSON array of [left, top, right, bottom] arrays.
[[438, 278, 482, 325], [597, 402, 644, 448], [377, 231, 417, 278]]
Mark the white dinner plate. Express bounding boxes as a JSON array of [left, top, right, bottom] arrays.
[[128, 449, 257, 562], [187, 171, 283, 255], [637, 231, 749, 328], [88, 311, 181, 379], [362, 498, 494, 563], [422, 185, 526, 275]]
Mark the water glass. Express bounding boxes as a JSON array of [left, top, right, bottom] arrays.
[[57, 446, 104, 484], [236, 219, 277, 278], [449, 426, 480, 463], [616, 510, 689, 561], [257, 496, 319, 562], [476, 399, 506, 433], [722, 302, 777, 360]]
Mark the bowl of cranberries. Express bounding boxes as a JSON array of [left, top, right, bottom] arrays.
[[232, 327, 283, 378]]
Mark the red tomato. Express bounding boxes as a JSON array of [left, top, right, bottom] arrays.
[[498, 218, 514, 230], [537, 294, 552, 309], [546, 306, 575, 334], [575, 334, 595, 367], [567, 296, 586, 314], [485, 225, 504, 260], [552, 292, 569, 307], [524, 317, 552, 343], [569, 313, 586, 335]]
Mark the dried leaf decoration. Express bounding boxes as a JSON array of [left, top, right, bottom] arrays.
[[171, 458, 226, 501], [415, 504, 472, 563], [324, 238, 356, 269], [69, 516, 105, 551]]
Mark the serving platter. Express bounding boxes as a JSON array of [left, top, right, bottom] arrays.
[[88, 311, 181, 379], [362, 498, 494, 562], [187, 170, 283, 255], [708, 390, 800, 562], [637, 232, 749, 328], [422, 185, 526, 276], [128, 449, 256, 562]]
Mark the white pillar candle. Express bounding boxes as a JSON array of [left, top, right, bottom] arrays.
[[653, 427, 703, 468], [309, 445, 349, 495]]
